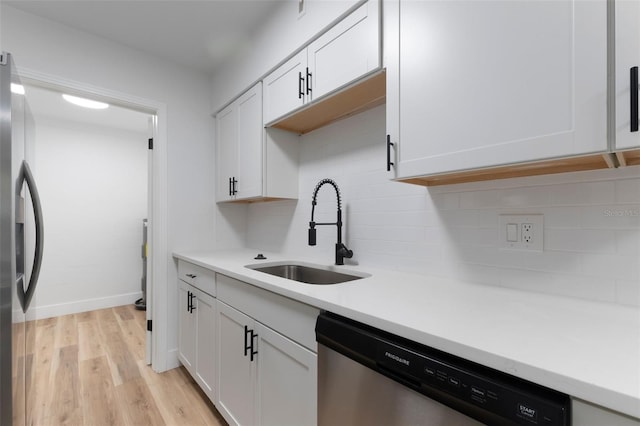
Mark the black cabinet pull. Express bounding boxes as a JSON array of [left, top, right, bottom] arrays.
[[386, 134, 395, 171], [231, 177, 238, 195], [228, 177, 232, 196], [244, 325, 251, 357], [186, 273, 196, 279], [187, 291, 195, 313], [189, 293, 196, 313], [243, 326, 258, 361], [250, 330, 258, 362], [631, 66, 638, 132], [306, 67, 312, 96], [298, 71, 305, 99]]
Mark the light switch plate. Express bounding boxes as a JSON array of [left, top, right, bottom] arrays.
[[499, 214, 543, 251]]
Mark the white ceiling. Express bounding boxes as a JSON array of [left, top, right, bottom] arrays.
[[5, 0, 282, 75], [23, 84, 151, 134], [8, 0, 285, 132]]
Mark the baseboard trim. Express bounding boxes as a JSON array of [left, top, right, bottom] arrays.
[[165, 348, 180, 371], [30, 291, 143, 320]]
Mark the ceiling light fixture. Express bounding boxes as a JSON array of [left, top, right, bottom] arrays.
[[10, 83, 25, 95], [62, 94, 109, 109]]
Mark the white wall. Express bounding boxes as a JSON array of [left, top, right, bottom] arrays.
[[244, 106, 640, 307], [1, 5, 216, 368], [33, 117, 148, 318]]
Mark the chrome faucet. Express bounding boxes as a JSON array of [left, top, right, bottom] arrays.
[[308, 178, 353, 265]]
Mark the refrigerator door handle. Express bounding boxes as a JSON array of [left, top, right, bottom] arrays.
[[17, 160, 44, 313]]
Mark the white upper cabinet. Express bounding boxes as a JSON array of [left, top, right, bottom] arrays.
[[264, 0, 380, 126], [216, 102, 238, 202], [216, 82, 299, 202], [307, 0, 380, 101], [216, 84, 263, 202], [615, 0, 640, 150], [386, 0, 608, 179], [263, 50, 307, 126]]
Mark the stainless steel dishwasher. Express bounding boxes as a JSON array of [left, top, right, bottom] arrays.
[[316, 312, 570, 426]]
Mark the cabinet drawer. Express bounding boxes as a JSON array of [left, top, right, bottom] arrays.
[[217, 274, 319, 352], [178, 260, 216, 296]]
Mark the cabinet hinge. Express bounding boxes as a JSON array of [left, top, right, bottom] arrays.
[[148, 138, 154, 150], [147, 320, 152, 332]]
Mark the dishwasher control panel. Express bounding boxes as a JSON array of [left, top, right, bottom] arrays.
[[317, 312, 570, 426], [378, 340, 567, 425]]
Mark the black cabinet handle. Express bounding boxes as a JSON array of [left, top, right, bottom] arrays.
[[187, 291, 195, 313], [386, 134, 395, 171], [244, 325, 250, 357], [231, 177, 238, 195], [250, 330, 258, 362], [298, 71, 305, 99], [186, 273, 196, 279], [631, 66, 638, 132], [228, 177, 232, 196], [189, 293, 196, 313], [306, 67, 312, 96], [243, 326, 258, 361]]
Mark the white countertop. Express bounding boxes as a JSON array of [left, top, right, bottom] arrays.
[[173, 249, 640, 419]]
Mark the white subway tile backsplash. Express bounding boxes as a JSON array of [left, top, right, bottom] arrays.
[[545, 229, 616, 253], [616, 229, 640, 256], [615, 280, 640, 306], [615, 178, 640, 203], [581, 253, 640, 281], [459, 190, 500, 209], [499, 186, 550, 207], [241, 106, 639, 307], [543, 207, 582, 229], [432, 191, 460, 210], [548, 181, 615, 205]]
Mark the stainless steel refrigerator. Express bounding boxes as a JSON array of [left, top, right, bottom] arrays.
[[0, 52, 44, 426]]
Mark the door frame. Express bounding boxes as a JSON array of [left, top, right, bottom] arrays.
[[16, 67, 170, 372]]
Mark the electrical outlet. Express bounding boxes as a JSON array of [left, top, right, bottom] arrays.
[[499, 214, 543, 251], [522, 223, 533, 243]]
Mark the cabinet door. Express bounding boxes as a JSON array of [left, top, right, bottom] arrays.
[[216, 103, 237, 202], [263, 50, 307, 125], [388, 0, 607, 179], [236, 83, 264, 200], [178, 280, 196, 375], [217, 301, 255, 426], [307, 0, 380, 101], [254, 323, 317, 426], [615, 0, 640, 150], [194, 288, 216, 403]]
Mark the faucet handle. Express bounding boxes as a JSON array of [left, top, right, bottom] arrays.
[[335, 243, 353, 265]]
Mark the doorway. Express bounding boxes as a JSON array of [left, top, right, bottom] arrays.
[[19, 76, 165, 368]]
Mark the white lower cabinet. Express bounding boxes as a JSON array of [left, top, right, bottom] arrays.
[[178, 275, 216, 403], [216, 274, 319, 426], [217, 301, 255, 426], [254, 322, 317, 426], [178, 280, 197, 372], [573, 399, 640, 426], [217, 301, 317, 426]]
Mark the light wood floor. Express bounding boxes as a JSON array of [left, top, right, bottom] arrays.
[[29, 304, 227, 426]]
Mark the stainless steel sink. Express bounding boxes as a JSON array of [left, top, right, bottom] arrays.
[[246, 263, 367, 285]]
